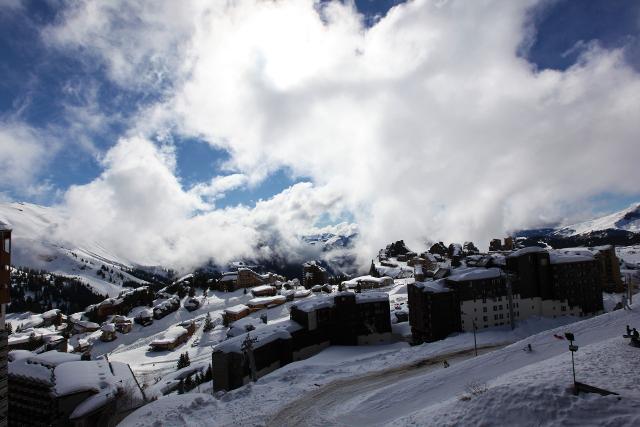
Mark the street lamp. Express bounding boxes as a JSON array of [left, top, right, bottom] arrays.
[[565, 332, 579, 394], [473, 320, 478, 356]]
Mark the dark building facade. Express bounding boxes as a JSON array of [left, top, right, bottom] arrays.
[[409, 247, 605, 344], [0, 222, 11, 425], [302, 261, 327, 289], [213, 292, 392, 391], [408, 281, 460, 343]]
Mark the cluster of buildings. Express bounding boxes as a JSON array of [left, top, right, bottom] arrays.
[[408, 245, 621, 343], [212, 291, 392, 391], [216, 268, 285, 292]]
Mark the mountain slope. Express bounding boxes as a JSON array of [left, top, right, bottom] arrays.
[[0, 202, 147, 296], [555, 203, 640, 236]]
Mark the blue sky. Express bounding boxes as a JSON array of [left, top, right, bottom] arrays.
[[0, 0, 639, 218]]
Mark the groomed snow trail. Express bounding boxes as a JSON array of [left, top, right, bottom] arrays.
[[268, 343, 507, 427]]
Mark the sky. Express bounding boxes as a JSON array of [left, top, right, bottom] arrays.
[[0, 0, 639, 270]]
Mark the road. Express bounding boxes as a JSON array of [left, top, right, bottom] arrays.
[[267, 342, 508, 427]]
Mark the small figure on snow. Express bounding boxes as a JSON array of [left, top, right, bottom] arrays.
[[443, 360, 450, 368]]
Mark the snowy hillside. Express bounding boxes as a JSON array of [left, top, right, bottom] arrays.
[[0, 202, 147, 296], [121, 296, 640, 426], [555, 202, 640, 236]]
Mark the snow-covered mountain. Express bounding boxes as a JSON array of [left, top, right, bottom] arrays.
[[554, 202, 640, 236], [0, 202, 150, 297], [300, 222, 359, 252], [516, 203, 640, 248]]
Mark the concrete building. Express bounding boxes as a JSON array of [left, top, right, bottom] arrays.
[[302, 261, 327, 289], [213, 292, 392, 391], [8, 350, 144, 426], [408, 247, 604, 343]]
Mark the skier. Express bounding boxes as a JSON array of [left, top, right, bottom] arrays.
[[443, 360, 450, 368]]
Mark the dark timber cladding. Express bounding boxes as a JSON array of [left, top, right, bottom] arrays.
[[408, 282, 460, 343], [505, 250, 553, 299], [213, 292, 392, 391], [0, 223, 11, 426]]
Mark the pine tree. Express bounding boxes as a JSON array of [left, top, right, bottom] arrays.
[[203, 312, 214, 332], [6, 323, 12, 335], [369, 260, 379, 278], [184, 352, 191, 367], [177, 353, 186, 370]]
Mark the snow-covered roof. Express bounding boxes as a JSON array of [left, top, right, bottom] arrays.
[[446, 267, 502, 282], [294, 289, 311, 298], [101, 323, 116, 332], [549, 250, 595, 264], [291, 295, 335, 313], [55, 360, 142, 420], [8, 327, 61, 345], [355, 292, 390, 304], [0, 220, 11, 231], [508, 246, 547, 258], [251, 285, 275, 293], [42, 309, 61, 319], [214, 320, 303, 354], [8, 350, 81, 385], [247, 295, 286, 306], [342, 275, 393, 286], [224, 304, 250, 315], [220, 273, 238, 282], [150, 325, 189, 346], [413, 279, 452, 294]]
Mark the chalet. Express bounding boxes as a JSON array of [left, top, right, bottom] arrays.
[[8, 350, 144, 426], [341, 276, 394, 290], [71, 319, 100, 335], [302, 261, 327, 289], [223, 304, 251, 323], [250, 285, 277, 297], [100, 323, 117, 342], [134, 309, 153, 326], [183, 297, 201, 312], [247, 295, 286, 311], [41, 309, 64, 327], [153, 296, 180, 319], [149, 322, 196, 351], [110, 315, 133, 333], [217, 268, 277, 292]]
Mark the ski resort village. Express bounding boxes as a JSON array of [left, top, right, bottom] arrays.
[[2, 1, 640, 426], [0, 202, 640, 425]]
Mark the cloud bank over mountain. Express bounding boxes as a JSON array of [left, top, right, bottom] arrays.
[[5, 0, 640, 269]]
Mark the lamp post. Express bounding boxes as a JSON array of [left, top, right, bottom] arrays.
[[473, 320, 478, 356], [565, 332, 579, 394]]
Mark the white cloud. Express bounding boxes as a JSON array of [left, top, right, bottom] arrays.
[[44, 0, 640, 267], [57, 137, 336, 270], [0, 120, 55, 195], [189, 173, 248, 201]]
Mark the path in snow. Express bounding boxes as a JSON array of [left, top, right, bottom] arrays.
[[267, 343, 508, 427]]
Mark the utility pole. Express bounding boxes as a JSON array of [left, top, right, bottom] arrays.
[[473, 320, 478, 356], [565, 332, 579, 394]]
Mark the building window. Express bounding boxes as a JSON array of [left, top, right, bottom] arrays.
[[483, 316, 488, 322], [561, 306, 566, 312], [493, 306, 497, 311], [499, 305, 503, 310], [483, 307, 487, 313]]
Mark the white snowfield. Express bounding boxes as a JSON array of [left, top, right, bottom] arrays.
[[556, 202, 640, 236], [120, 302, 640, 427]]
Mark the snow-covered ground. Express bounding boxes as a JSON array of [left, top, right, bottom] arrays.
[[119, 296, 640, 427]]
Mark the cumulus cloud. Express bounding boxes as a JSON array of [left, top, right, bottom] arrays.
[[42, 0, 640, 268], [0, 120, 57, 197], [56, 136, 337, 270]]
